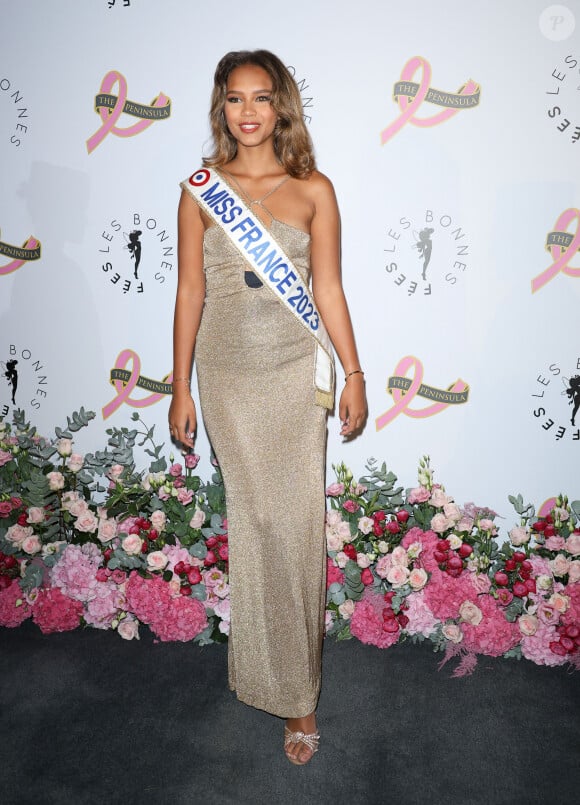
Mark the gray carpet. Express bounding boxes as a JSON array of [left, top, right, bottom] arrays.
[[1, 622, 579, 805]]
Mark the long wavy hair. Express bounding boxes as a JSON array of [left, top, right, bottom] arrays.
[[203, 50, 316, 179]]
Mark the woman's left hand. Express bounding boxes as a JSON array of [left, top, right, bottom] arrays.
[[339, 376, 368, 438]]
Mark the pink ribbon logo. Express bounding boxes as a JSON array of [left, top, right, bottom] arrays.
[[102, 349, 172, 419], [381, 57, 480, 145], [532, 208, 580, 293], [0, 234, 41, 276], [375, 355, 469, 431], [87, 70, 171, 154]]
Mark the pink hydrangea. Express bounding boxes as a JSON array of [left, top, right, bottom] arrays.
[[350, 592, 400, 649], [32, 587, 83, 633], [401, 527, 441, 573], [151, 595, 208, 642], [460, 594, 520, 656], [528, 555, 552, 577], [326, 557, 345, 588], [561, 582, 580, 629], [423, 568, 479, 621], [404, 590, 439, 637], [125, 571, 172, 625], [0, 580, 31, 627], [50, 543, 102, 602], [521, 620, 567, 667], [84, 580, 126, 629]]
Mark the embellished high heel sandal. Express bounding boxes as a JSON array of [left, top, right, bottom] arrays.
[[284, 726, 320, 766]]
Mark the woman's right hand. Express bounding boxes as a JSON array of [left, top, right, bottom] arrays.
[[168, 390, 197, 450]]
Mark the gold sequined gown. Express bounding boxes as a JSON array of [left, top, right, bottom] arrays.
[[194, 185, 328, 719]]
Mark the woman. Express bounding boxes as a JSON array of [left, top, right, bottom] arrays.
[[169, 50, 367, 765]]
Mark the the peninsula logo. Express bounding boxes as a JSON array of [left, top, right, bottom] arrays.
[[87, 70, 171, 153], [0, 77, 30, 148], [97, 212, 175, 296], [103, 349, 172, 419], [532, 207, 580, 293], [1, 343, 48, 419], [0, 228, 41, 277], [287, 65, 313, 124], [545, 52, 580, 145], [531, 358, 580, 444], [375, 356, 469, 431], [383, 208, 469, 296], [381, 57, 480, 144]]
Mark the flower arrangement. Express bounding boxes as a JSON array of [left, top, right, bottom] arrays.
[[1, 409, 578, 675]]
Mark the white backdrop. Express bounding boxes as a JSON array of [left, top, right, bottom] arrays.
[[1, 0, 579, 523]]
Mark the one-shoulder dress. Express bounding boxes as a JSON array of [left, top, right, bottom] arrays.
[[194, 174, 329, 718]]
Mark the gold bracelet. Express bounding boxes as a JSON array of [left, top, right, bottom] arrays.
[[345, 369, 364, 382]]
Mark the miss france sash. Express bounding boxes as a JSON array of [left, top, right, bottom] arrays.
[[181, 168, 335, 410]]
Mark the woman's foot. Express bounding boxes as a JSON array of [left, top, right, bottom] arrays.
[[284, 712, 319, 765]]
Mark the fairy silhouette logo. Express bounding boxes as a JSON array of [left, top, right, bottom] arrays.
[[1, 343, 48, 420], [287, 65, 313, 124], [86, 70, 171, 153], [375, 356, 469, 431], [383, 208, 470, 298], [0, 228, 41, 276], [0, 76, 31, 148], [97, 212, 174, 296], [545, 52, 580, 145], [103, 349, 172, 419], [381, 57, 480, 144], [531, 358, 580, 443], [532, 207, 580, 293]]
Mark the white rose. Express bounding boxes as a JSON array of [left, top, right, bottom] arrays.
[[430, 488, 449, 508], [443, 503, 461, 522], [326, 532, 343, 552], [55, 438, 73, 457], [357, 516, 374, 535], [537, 574, 553, 591], [442, 623, 463, 643], [97, 518, 117, 544], [107, 463, 124, 481], [459, 600, 482, 626], [26, 507, 45, 524], [117, 619, 140, 640], [408, 568, 428, 591], [518, 613, 538, 636], [431, 513, 451, 534], [391, 546, 409, 567], [550, 554, 571, 577], [41, 541, 66, 558], [46, 471, 65, 491], [386, 565, 410, 588], [75, 512, 99, 533], [69, 499, 89, 518], [509, 526, 530, 546], [548, 592, 570, 613], [406, 542, 423, 560], [66, 453, 84, 473], [448, 534, 462, 550], [357, 552, 371, 569], [335, 551, 349, 568], [122, 534, 143, 555], [147, 551, 169, 572], [377, 540, 389, 554], [150, 510, 167, 532]]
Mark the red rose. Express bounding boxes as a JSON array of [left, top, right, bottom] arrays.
[[148, 529, 158, 541], [504, 558, 517, 572], [205, 536, 219, 549], [447, 554, 463, 571], [494, 571, 509, 587], [218, 544, 229, 561], [373, 511, 386, 522], [179, 585, 192, 596], [3, 555, 16, 569], [524, 578, 536, 593], [458, 544, 473, 558], [10, 497, 22, 509], [129, 524, 141, 535], [343, 544, 357, 560], [360, 567, 374, 585], [446, 567, 462, 578], [140, 541, 148, 554], [396, 510, 410, 524], [433, 550, 448, 564], [0, 501, 12, 517], [565, 624, 579, 639], [17, 513, 28, 526], [385, 520, 400, 534], [383, 591, 395, 603], [174, 561, 186, 575], [204, 551, 217, 567], [549, 641, 568, 656], [372, 523, 384, 537], [512, 551, 526, 563], [382, 606, 396, 620], [521, 560, 532, 573], [543, 524, 556, 537], [0, 575, 12, 590], [532, 520, 546, 532], [397, 613, 409, 629], [187, 567, 202, 585], [382, 618, 399, 633], [438, 539, 451, 551], [560, 636, 576, 653], [512, 581, 528, 598]]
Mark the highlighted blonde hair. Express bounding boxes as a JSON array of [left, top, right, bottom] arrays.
[[203, 50, 316, 179]]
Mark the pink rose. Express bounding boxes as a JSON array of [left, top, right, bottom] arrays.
[[343, 500, 359, 514], [443, 502, 461, 522], [407, 486, 431, 504], [565, 533, 580, 556], [326, 482, 345, 497], [0, 501, 12, 517], [0, 449, 13, 467], [408, 568, 428, 591], [107, 464, 124, 481], [548, 592, 569, 613], [177, 488, 194, 506], [431, 513, 451, 534], [326, 532, 343, 552], [545, 535, 566, 551], [442, 623, 463, 643], [46, 471, 65, 491], [360, 567, 374, 586], [61, 491, 80, 511], [75, 512, 99, 533], [479, 518, 496, 533], [189, 509, 205, 529], [117, 618, 140, 640], [147, 551, 169, 572], [386, 565, 410, 588], [169, 463, 182, 477], [518, 613, 538, 636], [391, 546, 409, 567], [22, 535, 42, 555], [459, 600, 482, 626], [509, 526, 530, 547], [456, 516, 474, 533], [550, 554, 571, 577], [338, 599, 355, 619], [184, 453, 200, 470], [376, 554, 393, 579], [6, 524, 32, 547], [335, 551, 349, 568], [430, 488, 449, 508], [97, 518, 117, 544], [27, 507, 45, 524], [150, 510, 167, 532], [66, 453, 84, 473], [55, 438, 73, 457], [69, 499, 89, 518], [122, 534, 143, 555]]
